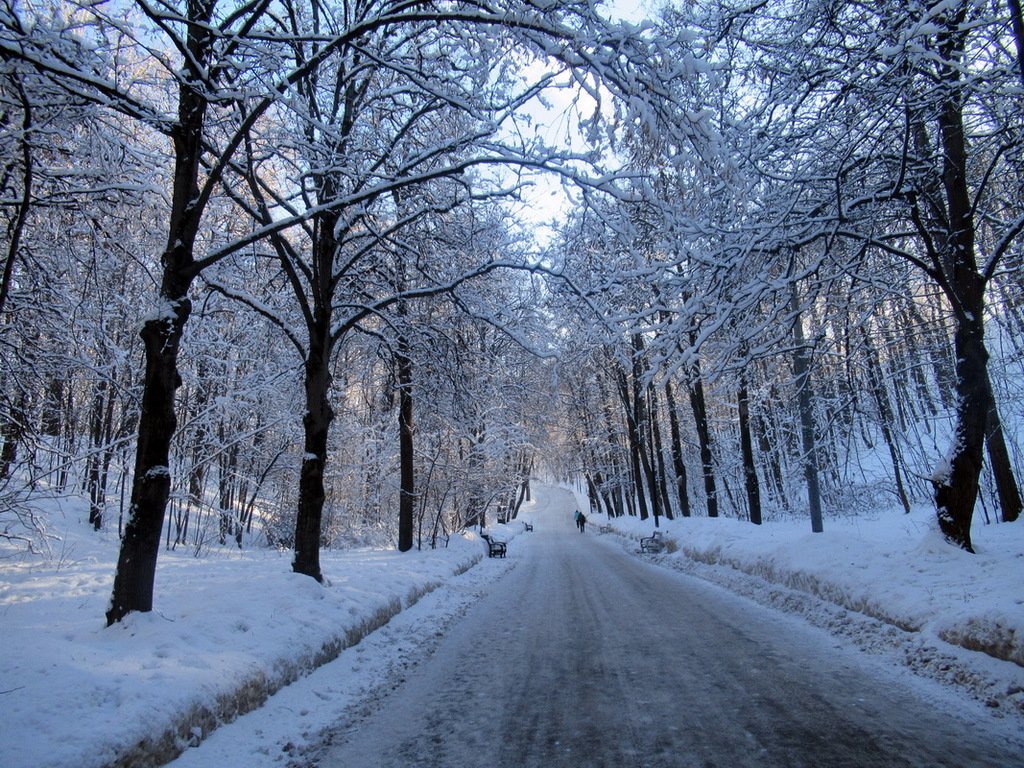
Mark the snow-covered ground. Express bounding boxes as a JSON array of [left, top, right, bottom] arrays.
[[2, 486, 1022, 768], [584, 496, 1024, 721]]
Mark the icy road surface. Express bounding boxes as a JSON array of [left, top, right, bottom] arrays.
[[306, 487, 1024, 768]]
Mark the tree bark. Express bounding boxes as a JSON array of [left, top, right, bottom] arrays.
[[983, 380, 1021, 523], [105, 0, 214, 625], [397, 337, 415, 551], [41, 377, 63, 439], [929, 14, 995, 552], [615, 362, 650, 521], [87, 380, 110, 530], [790, 283, 823, 533], [106, 288, 193, 623], [596, 375, 628, 517], [293, 332, 333, 581], [1, 78, 33, 317], [861, 327, 911, 514], [631, 335, 662, 524], [649, 386, 674, 521], [664, 380, 691, 517], [1008, 0, 1024, 86], [737, 368, 762, 525], [687, 351, 718, 518], [0, 390, 28, 480], [933, 313, 986, 552]]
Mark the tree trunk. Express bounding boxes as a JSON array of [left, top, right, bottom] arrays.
[[615, 363, 650, 521], [983, 375, 1021, 523], [664, 380, 691, 517], [862, 327, 912, 514], [512, 471, 530, 519], [631, 336, 662, 524], [397, 337, 415, 552], [106, 0, 214, 625], [293, 340, 333, 581], [96, 385, 117, 530], [106, 290, 193, 623], [1008, 0, 1024, 86], [88, 380, 109, 530], [687, 351, 718, 518], [934, 314, 987, 551], [597, 374, 628, 517], [755, 392, 787, 511], [464, 424, 486, 529], [218, 440, 238, 546], [737, 368, 762, 525], [929, 16, 993, 552], [790, 283, 823, 533], [511, 455, 532, 519], [649, 386, 673, 521], [1, 389, 28, 479], [586, 474, 604, 516], [41, 376, 63, 439], [1, 78, 33, 317]]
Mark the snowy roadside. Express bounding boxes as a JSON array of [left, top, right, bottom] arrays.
[[585, 500, 1024, 722], [0, 493, 522, 768], [5, 486, 1024, 768]]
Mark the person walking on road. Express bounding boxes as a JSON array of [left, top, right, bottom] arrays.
[[574, 509, 587, 533]]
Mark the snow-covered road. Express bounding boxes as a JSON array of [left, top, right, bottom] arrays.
[[301, 485, 1024, 768]]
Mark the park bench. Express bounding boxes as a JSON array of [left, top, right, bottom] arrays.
[[523, 522, 534, 532], [640, 531, 664, 553], [481, 533, 507, 558], [599, 524, 612, 534]]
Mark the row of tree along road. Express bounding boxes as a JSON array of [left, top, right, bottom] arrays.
[[0, 0, 1021, 625]]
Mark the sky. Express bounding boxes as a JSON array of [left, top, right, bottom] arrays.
[[504, 0, 656, 246], [608, 0, 651, 23]]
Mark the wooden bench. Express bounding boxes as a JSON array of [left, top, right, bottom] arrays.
[[599, 524, 612, 534], [523, 522, 534, 532], [481, 533, 507, 558], [640, 531, 664, 553]]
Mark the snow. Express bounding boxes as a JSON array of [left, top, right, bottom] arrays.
[[581, 498, 1024, 718], [2, 488, 1023, 768]]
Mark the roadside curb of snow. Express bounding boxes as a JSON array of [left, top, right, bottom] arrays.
[[680, 543, 1024, 667], [110, 550, 484, 768], [615, 532, 1024, 722]]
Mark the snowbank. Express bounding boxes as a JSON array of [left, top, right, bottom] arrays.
[[4, 488, 1023, 768], [1, 499, 519, 768], [591, 502, 1024, 715]]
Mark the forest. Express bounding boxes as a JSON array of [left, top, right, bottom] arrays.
[[1, 0, 1021, 624]]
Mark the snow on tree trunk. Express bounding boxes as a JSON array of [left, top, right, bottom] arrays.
[[105, 0, 217, 624], [687, 362, 718, 519], [933, 315, 987, 553], [664, 380, 691, 518], [790, 283, 823, 534], [107, 290, 193, 623], [928, 15, 997, 551], [293, 342, 333, 582]]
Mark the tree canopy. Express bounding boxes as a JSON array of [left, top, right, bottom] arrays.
[[0, 0, 1020, 621]]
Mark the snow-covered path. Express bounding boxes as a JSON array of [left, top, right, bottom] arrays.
[[303, 485, 1023, 768]]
